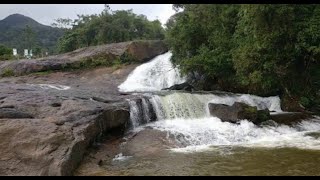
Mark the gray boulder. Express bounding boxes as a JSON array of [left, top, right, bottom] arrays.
[[208, 102, 270, 124]]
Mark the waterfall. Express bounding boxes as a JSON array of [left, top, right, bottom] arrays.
[[118, 52, 186, 92], [121, 52, 320, 151]]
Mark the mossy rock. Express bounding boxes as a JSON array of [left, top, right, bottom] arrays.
[[257, 109, 271, 123], [234, 102, 270, 124], [238, 105, 258, 121]]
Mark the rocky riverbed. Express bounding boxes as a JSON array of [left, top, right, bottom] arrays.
[[1, 39, 319, 176], [0, 40, 168, 176]]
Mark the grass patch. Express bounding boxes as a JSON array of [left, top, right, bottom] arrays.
[[1, 68, 14, 77], [111, 57, 124, 71], [31, 70, 54, 76], [120, 52, 137, 64], [69, 53, 114, 70]]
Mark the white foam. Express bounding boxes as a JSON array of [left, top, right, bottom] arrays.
[[208, 94, 282, 112], [112, 153, 132, 162], [146, 117, 320, 152], [118, 52, 186, 92]]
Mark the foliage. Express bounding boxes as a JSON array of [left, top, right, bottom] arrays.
[[1, 68, 14, 77], [51, 18, 74, 29], [0, 44, 13, 61], [57, 7, 165, 53], [166, 4, 320, 110]]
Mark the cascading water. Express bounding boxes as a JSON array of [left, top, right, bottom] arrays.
[[148, 117, 320, 152], [127, 96, 156, 130], [145, 92, 320, 151], [118, 52, 186, 92], [128, 100, 141, 129], [149, 92, 282, 120], [119, 52, 320, 152]]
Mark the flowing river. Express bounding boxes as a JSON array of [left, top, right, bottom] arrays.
[[78, 52, 320, 176]]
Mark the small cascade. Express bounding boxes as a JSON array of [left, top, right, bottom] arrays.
[[141, 97, 157, 123], [149, 92, 282, 120], [128, 100, 141, 129], [127, 97, 157, 130]]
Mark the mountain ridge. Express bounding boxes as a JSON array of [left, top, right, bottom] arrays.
[[0, 13, 65, 54]]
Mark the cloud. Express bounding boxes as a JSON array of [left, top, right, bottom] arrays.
[[0, 4, 175, 26]]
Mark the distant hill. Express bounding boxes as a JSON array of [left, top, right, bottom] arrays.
[[0, 14, 65, 54]]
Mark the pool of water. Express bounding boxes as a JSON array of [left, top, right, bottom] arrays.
[[76, 145, 320, 176]]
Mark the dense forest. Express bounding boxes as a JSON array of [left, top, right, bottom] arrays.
[[56, 5, 165, 53], [165, 4, 320, 111]]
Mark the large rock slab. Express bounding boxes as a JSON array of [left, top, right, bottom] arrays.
[[0, 40, 168, 77], [0, 59, 144, 176], [0, 82, 132, 176], [0, 39, 168, 175]]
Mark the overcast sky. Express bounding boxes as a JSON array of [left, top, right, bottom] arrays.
[[0, 4, 176, 26]]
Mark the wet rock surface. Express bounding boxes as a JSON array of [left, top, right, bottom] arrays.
[[121, 128, 179, 157], [74, 128, 180, 176]]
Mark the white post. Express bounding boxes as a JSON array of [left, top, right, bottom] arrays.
[[13, 48, 17, 56], [24, 49, 28, 58]]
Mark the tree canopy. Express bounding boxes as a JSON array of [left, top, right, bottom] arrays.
[[166, 4, 320, 109], [0, 44, 13, 61], [57, 7, 165, 53]]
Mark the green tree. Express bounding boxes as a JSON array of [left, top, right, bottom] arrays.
[[51, 18, 73, 29], [0, 44, 13, 61], [166, 4, 240, 89], [166, 4, 320, 110], [56, 5, 165, 53]]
